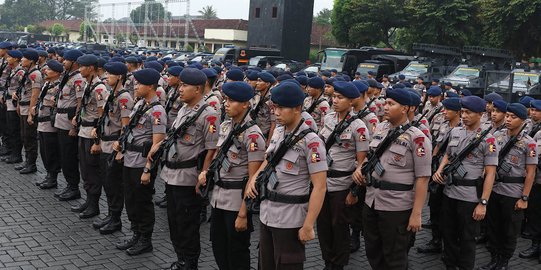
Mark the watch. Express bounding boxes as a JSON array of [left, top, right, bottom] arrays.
[[143, 167, 151, 174], [479, 198, 488, 206], [521, 195, 529, 202]]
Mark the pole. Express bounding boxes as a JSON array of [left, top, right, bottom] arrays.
[[184, 0, 189, 50]]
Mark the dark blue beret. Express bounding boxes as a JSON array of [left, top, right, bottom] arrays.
[[7, 50, 22, 59], [325, 78, 336, 85], [295, 75, 308, 86], [282, 79, 301, 86], [226, 69, 244, 81], [307, 72, 316, 78], [246, 71, 259, 81], [144, 61, 164, 73], [146, 56, 158, 62], [224, 62, 232, 67], [167, 66, 183, 77], [179, 68, 207, 86], [77, 54, 98, 66], [162, 57, 171, 62], [202, 68, 217, 79], [507, 103, 527, 119], [137, 56, 144, 63], [251, 67, 262, 72], [460, 89, 472, 96], [110, 56, 125, 63], [37, 50, 48, 57], [432, 78, 440, 83], [167, 61, 179, 67], [484, 92, 503, 102], [407, 89, 422, 106], [333, 81, 360, 99], [258, 72, 276, 84], [531, 100, 541, 111], [519, 96, 534, 108], [296, 71, 307, 77], [427, 86, 442, 96], [444, 81, 452, 87], [446, 91, 459, 98], [321, 71, 331, 77], [157, 60, 165, 67], [308, 77, 325, 89], [492, 100, 507, 113], [398, 74, 406, 80], [193, 62, 204, 70], [125, 56, 138, 63], [334, 76, 345, 82], [404, 82, 413, 88], [57, 50, 64, 57], [461, 96, 486, 113], [222, 82, 255, 102], [343, 75, 351, 82], [376, 82, 384, 89], [64, 50, 83, 61], [442, 97, 461, 111], [393, 83, 405, 89], [46, 60, 64, 73], [367, 71, 376, 76], [212, 66, 223, 74], [330, 69, 337, 73], [22, 49, 39, 61], [367, 79, 378, 88], [386, 88, 412, 106], [0, 41, 13, 49], [352, 80, 368, 94], [104, 62, 127, 75], [133, 68, 161, 86], [97, 57, 107, 68], [276, 74, 293, 82], [271, 81, 305, 108]]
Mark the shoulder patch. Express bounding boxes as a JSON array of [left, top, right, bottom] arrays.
[[207, 115, 217, 133]]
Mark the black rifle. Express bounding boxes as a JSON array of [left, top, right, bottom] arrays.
[[76, 78, 104, 129], [12, 69, 30, 107], [0, 59, 8, 94], [95, 84, 126, 142], [164, 85, 180, 114], [149, 104, 209, 169], [427, 105, 443, 124], [201, 108, 253, 197], [357, 98, 376, 120], [305, 91, 325, 115], [442, 127, 492, 185], [35, 81, 58, 115], [497, 124, 527, 177], [529, 123, 541, 137], [249, 89, 270, 120], [245, 119, 309, 211], [412, 109, 429, 128], [50, 67, 77, 127]]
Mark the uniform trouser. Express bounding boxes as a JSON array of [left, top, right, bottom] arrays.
[[6, 111, 21, 157], [99, 152, 124, 214], [486, 192, 523, 259], [346, 186, 366, 232], [166, 184, 202, 263], [210, 207, 252, 270], [259, 223, 305, 270], [20, 115, 37, 165], [78, 137, 101, 196], [441, 195, 479, 270], [123, 166, 156, 235], [38, 132, 60, 173], [362, 203, 412, 270], [428, 184, 444, 240], [524, 184, 541, 240], [317, 190, 350, 266], [0, 104, 7, 140], [57, 129, 79, 189]]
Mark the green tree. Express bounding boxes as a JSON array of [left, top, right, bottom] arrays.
[[130, 0, 172, 24], [79, 22, 95, 41], [198, 5, 218, 19], [50, 23, 65, 37], [0, 0, 49, 29], [314, 8, 332, 25], [26, 25, 46, 34], [129, 33, 139, 45]]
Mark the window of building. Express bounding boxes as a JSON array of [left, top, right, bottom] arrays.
[[255, 8, 260, 18], [272, 7, 278, 18]]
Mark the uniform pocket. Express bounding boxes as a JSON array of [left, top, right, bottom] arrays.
[[278, 151, 300, 175], [387, 144, 407, 167], [227, 146, 242, 165], [180, 126, 197, 146]]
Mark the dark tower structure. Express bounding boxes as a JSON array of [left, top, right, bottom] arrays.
[[247, 0, 314, 62]]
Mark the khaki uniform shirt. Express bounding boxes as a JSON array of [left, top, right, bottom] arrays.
[[78, 76, 108, 139], [19, 68, 43, 116], [5, 67, 23, 112], [0, 59, 10, 97], [124, 72, 136, 97], [251, 90, 275, 137], [301, 111, 319, 132], [100, 89, 134, 153], [204, 92, 222, 112], [37, 80, 59, 133], [533, 130, 541, 184], [303, 95, 330, 131], [55, 71, 84, 131], [165, 87, 183, 130]]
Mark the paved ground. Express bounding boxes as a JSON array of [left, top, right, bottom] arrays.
[[0, 160, 540, 270]]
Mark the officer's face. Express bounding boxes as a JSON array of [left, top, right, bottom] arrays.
[[7, 56, 18, 66], [460, 108, 482, 127], [224, 96, 248, 119], [274, 105, 300, 126], [306, 86, 318, 97], [486, 102, 494, 113], [324, 84, 334, 97], [45, 69, 60, 81], [491, 109, 505, 123], [255, 79, 270, 91], [384, 98, 408, 124], [444, 109, 460, 121], [63, 60, 74, 70], [531, 109, 541, 122], [167, 75, 179, 86], [21, 57, 32, 68], [332, 92, 353, 113], [0, 49, 6, 57], [106, 74, 121, 87], [79, 65, 93, 78], [179, 83, 202, 103], [247, 80, 257, 88], [428, 95, 439, 105], [505, 112, 523, 130]]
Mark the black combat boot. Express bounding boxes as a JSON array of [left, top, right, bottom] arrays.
[[200, 205, 207, 224], [54, 186, 70, 197], [494, 256, 509, 270], [20, 163, 37, 174], [70, 196, 89, 212], [14, 161, 27, 170], [519, 240, 540, 259], [154, 194, 166, 206], [350, 229, 361, 253], [477, 254, 499, 270], [36, 172, 50, 186], [183, 258, 198, 270], [163, 261, 185, 270], [58, 187, 81, 201], [126, 234, 153, 256], [99, 212, 122, 235], [417, 238, 442, 254], [79, 195, 100, 219], [92, 211, 112, 229], [39, 172, 58, 189], [116, 231, 140, 250]]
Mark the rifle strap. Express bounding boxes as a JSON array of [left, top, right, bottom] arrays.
[[267, 128, 313, 167], [170, 104, 209, 139], [427, 105, 443, 123], [529, 123, 541, 137], [372, 124, 412, 159], [306, 95, 324, 114], [129, 101, 161, 129], [454, 128, 491, 162]]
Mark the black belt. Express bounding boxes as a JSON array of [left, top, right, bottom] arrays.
[[449, 176, 482, 187], [4, 95, 11, 100], [371, 178, 414, 191], [80, 120, 98, 127], [57, 107, 77, 114], [37, 116, 51, 122], [125, 143, 144, 153], [19, 101, 30, 106], [164, 158, 198, 169], [215, 180, 245, 190], [327, 170, 355, 178], [496, 176, 525, 184], [265, 190, 310, 204], [101, 133, 120, 141]]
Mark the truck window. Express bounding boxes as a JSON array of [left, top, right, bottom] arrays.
[[321, 49, 346, 72]]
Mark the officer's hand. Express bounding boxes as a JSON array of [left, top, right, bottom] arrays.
[[68, 128, 77, 137], [29, 106, 35, 116], [407, 213, 422, 233], [16, 106, 20, 116], [112, 141, 121, 152], [140, 171, 150, 185], [195, 171, 207, 195], [27, 115, 33, 126], [298, 226, 315, 244], [11, 92, 18, 100], [352, 168, 366, 185], [515, 199, 528, 211], [71, 117, 77, 127], [90, 143, 101, 155], [244, 178, 259, 199], [147, 141, 162, 161], [432, 170, 445, 184], [115, 151, 123, 161], [472, 204, 486, 221], [345, 192, 358, 206], [235, 215, 248, 232], [90, 128, 97, 138]]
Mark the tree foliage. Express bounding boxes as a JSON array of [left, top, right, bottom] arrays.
[[314, 8, 332, 25], [79, 22, 95, 41], [130, 0, 172, 24], [50, 23, 65, 37], [198, 5, 218, 19]]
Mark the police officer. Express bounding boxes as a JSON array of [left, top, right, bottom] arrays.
[[253, 72, 276, 139], [124, 56, 140, 97], [423, 86, 443, 120], [413, 76, 426, 93], [490, 100, 508, 133], [54, 49, 84, 201], [0, 42, 11, 157], [114, 68, 167, 256], [354, 88, 431, 270], [483, 92, 504, 126], [303, 77, 330, 131], [37, 50, 48, 73], [433, 95, 498, 270], [164, 66, 183, 129], [317, 81, 369, 270], [351, 81, 379, 136], [246, 81, 327, 270], [144, 61, 167, 106], [35, 60, 63, 188], [417, 97, 461, 254], [202, 68, 222, 112], [480, 103, 536, 270], [1, 48, 22, 164], [92, 62, 134, 234], [14, 49, 42, 174], [408, 90, 432, 140]]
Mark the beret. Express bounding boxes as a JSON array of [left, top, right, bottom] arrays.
[[56, 50, 64, 57], [103, 62, 127, 76], [330, 69, 337, 73], [125, 56, 138, 63], [404, 82, 413, 88], [276, 74, 294, 82], [427, 86, 442, 96], [202, 68, 217, 79], [355, 72, 361, 75], [270, 81, 305, 108], [251, 67, 262, 72], [352, 80, 368, 94], [321, 71, 331, 77], [492, 100, 508, 113], [432, 78, 440, 83], [407, 89, 421, 106], [157, 60, 165, 67], [133, 68, 161, 86], [376, 82, 384, 89], [222, 82, 255, 102], [460, 96, 486, 113], [325, 78, 336, 85], [308, 77, 325, 89], [144, 61, 163, 73], [46, 60, 64, 73], [76, 54, 98, 66], [460, 89, 472, 96], [97, 57, 107, 68], [212, 66, 223, 74], [226, 69, 244, 81], [246, 71, 259, 81], [295, 75, 308, 86], [146, 56, 158, 61], [224, 62, 232, 67], [282, 79, 301, 86], [484, 92, 503, 102], [179, 68, 207, 85], [367, 79, 378, 88], [393, 83, 405, 89], [367, 71, 376, 76], [0, 41, 13, 49], [343, 75, 351, 82], [167, 66, 183, 77], [446, 91, 459, 98], [193, 62, 204, 70], [110, 56, 125, 63], [296, 71, 307, 77], [166, 61, 179, 67], [63, 50, 84, 61], [398, 74, 406, 80], [22, 49, 39, 61], [519, 96, 534, 108], [442, 97, 461, 111], [7, 50, 23, 59], [386, 88, 412, 106], [444, 81, 452, 86], [37, 50, 48, 57], [258, 72, 276, 84], [507, 103, 528, 120], [334, 76, 345, 82], [333, 81, 360, 99], [139, 56, 145, 62], [531, 100, 541, 111], [306, 72, 316, 78]]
